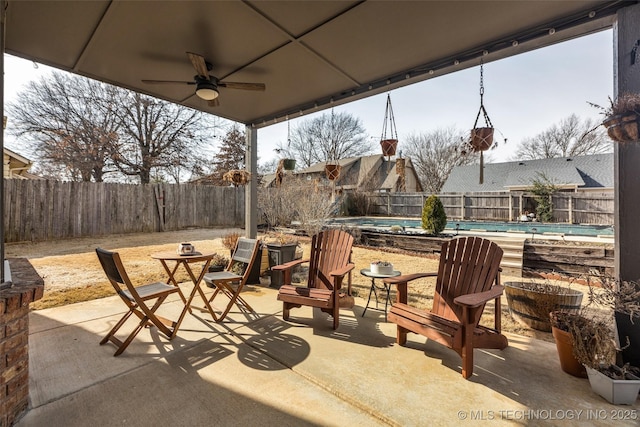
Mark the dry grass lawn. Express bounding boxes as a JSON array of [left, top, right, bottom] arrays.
[[7, 227, 583, 343]]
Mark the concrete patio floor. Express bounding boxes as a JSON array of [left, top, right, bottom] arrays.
[[18, 283, 639, 426]]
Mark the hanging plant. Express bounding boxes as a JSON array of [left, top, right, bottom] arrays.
[[223, 169, 251, 186], [282, 158, 296, 170], [325, 163, 341, 181], [468, 58, 498, 185], [380, 94, 398, 159], [591, 93, 640, 143]]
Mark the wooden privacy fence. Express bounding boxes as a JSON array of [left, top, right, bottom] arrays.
[[366, 191, 614, 225], [4, 180, 245, 242]]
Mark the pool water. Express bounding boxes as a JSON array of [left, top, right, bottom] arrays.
[[328, 217, 613, 237]]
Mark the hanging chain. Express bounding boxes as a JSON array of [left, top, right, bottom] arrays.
[[479, 58, 485, 98], [474, 57, 492, 128]]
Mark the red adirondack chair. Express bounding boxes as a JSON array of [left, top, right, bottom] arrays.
[[385, 236, 508, 378]]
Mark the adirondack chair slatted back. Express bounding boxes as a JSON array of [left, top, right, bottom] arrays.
[[307, 229, 353, 290], [432, 236, 503, 325]]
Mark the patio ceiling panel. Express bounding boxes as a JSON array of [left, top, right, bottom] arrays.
[[208, 42, 357, 124], [3, 0, 626, 128]]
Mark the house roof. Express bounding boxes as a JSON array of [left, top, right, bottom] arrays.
[[441, 154, 613, 192], [265, 154, 421, 191]]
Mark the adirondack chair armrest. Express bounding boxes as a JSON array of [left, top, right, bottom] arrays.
[[383, 272, 437, 286], [454, 285, 505, 308], [384, 272, 437, 304], [272, 258, 309, 272], [329, 263, 355, 279]]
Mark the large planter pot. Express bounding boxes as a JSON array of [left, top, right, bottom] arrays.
[[267, 243, 299, 288], [325, 164, 341, 181], [603, 114, 639, 143], [551, 325, 587, 378], [470, 127, 494, 151], [586, 365, 640, 405], [504, 282, 583, 332], [614, 311, 640, 368], [380, 139, 398, 156]]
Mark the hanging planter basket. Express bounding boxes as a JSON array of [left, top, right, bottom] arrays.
[[470, 127, 494, 152], [380, 94, 399, 160], [223, 169, 251, 186], [603, 114, 640, 143], [381, 139, 398, 156], [282, 158, 296, 170], [325, 164, 341, 181], [469, 59, 498, 185]]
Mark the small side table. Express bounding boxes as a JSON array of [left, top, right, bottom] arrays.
[[360, 268, 401, 322]]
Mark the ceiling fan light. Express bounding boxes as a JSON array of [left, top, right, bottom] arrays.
[[196, 81, 219, 100]]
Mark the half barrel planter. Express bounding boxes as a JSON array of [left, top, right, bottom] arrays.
[[504, 281, 583, 332]]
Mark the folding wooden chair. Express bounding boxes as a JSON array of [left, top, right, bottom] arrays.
[[95, 248, 186, 356], [203, 238, 261, 321]]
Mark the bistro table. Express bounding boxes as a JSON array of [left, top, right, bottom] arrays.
[[360, 268, 401, 322], [150, 251, 216, 330]]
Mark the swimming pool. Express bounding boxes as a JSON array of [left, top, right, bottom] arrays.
[[327, 217, 614, 237]]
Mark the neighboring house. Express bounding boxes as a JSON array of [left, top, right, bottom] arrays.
[[262, 154, 423, 193], [441, 154, 613, 194], [3, 148, 38, 179]]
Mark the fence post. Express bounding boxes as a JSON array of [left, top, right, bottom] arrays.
[[460, 194, 465, 220], [387, 193, 390, 215], [568, 195, 573, 224], [508, 194, 513, 221]]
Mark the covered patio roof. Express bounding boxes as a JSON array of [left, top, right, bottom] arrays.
[[3, 1, 626, 128], [2, 1, 639, 280]]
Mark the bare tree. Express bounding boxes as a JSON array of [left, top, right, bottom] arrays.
[[111, 92, 215, 184], [512, 114, 611, 160], [403, 127, 479, 193], [9, 71, 218, 183], [277, 111, 373, 167], [8, 71, 120, 182], [258, 176, 334, 236]]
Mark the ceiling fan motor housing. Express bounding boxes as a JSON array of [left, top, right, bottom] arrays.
[[195, 75, 219, 100]]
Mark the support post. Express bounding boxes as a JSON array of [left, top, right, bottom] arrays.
[[245, 125, 258, 239], [614, 3, 640, 282]]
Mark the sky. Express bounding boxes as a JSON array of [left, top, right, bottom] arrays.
[[3, 29, 614, 167]]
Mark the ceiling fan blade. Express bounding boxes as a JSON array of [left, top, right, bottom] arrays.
[[218, 82, 266, 91], [187, 52, 210, 78], [142, 79, 195, 85], [208, 98, 220, 107]]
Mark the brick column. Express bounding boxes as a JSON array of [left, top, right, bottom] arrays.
[[0, 259, 44, 426]]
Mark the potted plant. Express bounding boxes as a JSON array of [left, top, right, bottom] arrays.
[[265, 232, 300, 288], [588, 277, 640, 369], [552, 297, 640, 404], [549, 311, 590, 378], [380, 94, 398, 158], [282, 158, 296, 171], [505, 281, 583, 332], [325, 162, 341, 181], [207, 253, 229, 273], [591, 92, 640, 143]]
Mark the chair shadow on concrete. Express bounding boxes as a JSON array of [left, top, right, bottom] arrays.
[[25, 311, 332, 426]]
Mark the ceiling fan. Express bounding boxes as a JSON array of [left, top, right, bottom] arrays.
[[142, 52, 266, 106]]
